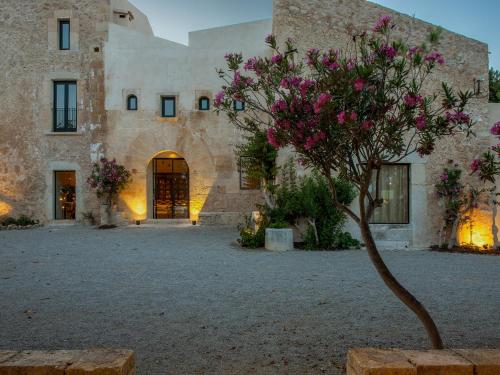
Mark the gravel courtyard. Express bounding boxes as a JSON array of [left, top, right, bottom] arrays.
[[0, 225, 499, 374]]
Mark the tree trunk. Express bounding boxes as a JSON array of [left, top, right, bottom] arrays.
[[358, 198, 444, 349], [307, 218, 319, 245], [447, 216, 460, 250]]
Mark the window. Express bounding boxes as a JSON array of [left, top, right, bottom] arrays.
[[370, 164, 409, 224], [127, 95, 138, 110], [233, 100, 245, 111], [59, 20, 70, 50], [239, 157, 260, 190], [162, 97, 176, 117], [199, 96, 210, 111], [54, 171, 76, 220], [53, 81, 77, 132]]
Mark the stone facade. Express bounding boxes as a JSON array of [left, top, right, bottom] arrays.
[[273, 0, 492, 248], [0, 0, 495, 248]]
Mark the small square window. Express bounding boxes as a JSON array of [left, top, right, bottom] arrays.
[[59, 20, 70, 50], [162, 97, 176, 117], [233, 100, 245, 111], [199, 97, 210, 111], [239, 157, 260, 190], [127, 95, 138, 110]]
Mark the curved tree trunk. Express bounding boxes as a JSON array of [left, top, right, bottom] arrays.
[[358, 197, 444, 349]]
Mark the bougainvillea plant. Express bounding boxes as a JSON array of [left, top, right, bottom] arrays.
[[87, 158, 131, 205], [470, 120, 500, 248], [215, 16, 475, 348]]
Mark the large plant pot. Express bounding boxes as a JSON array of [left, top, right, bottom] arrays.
[[100, 203, 116, 226], [265, 228, 294, 251]]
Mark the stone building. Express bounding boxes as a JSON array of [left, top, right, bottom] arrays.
[[0, 0, 495, 248]]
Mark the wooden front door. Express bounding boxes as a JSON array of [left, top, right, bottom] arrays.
[[153, 158, 189, 219]]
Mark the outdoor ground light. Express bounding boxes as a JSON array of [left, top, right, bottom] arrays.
[[192, 220, 197, 225], [135, 220, 141, 225]]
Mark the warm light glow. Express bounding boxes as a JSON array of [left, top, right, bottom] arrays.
[[0, 200, 12, 216], [122, 195, 147, 220], [458, 209, 494, 248]]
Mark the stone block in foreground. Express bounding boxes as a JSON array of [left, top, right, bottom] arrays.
[[265, 228, 294, 251], [0, 349, 134, 375], [347, 348, 500, 375]]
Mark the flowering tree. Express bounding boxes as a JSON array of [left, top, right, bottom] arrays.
[[470, 120, 500, 248], [215, 16, 475, 348], [87, 158, 131, 205]]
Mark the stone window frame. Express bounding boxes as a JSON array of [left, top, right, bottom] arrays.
[[194, 90, 212, 112], [45, 72, 83, 135], [48, 10, 79, 52], [156, 93, 179, 123]]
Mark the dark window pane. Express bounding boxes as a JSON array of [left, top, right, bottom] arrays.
[[162, 97, 176, 117], [370, 164, 409, 224], [199, 97, 210, 110], [127, 95, 137, 110], [234, 100, 245, 111], [59, 20, 70, 50], [53, 81, 77, 132]]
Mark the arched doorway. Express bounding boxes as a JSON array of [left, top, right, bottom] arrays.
[[150, 152, 189, 219]]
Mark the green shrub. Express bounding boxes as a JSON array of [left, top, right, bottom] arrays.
[[0, 215, 38, 227]]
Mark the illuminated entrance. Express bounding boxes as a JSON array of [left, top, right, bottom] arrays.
[[152, 157, 189, 219]]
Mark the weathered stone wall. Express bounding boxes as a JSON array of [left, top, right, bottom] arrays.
[[273, 0, 490, 247], [104, 21, 272, 221], [0, 0, 110, 222]]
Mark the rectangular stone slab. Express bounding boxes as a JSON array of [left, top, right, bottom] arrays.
[[66, 349, 135, 375], [347, 348, 416, 375], [454, 349, 500, 375], [401, 350, 473, 375], [0, 350, 134, 375]]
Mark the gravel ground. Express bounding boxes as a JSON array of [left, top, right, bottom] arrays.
[[0, 225, 499, 374]]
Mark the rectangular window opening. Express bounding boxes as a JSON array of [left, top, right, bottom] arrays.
[[369, 164, 410, 224], [53, 81, 77, 132], [59, 20, 70, 50], [54, 171, 76, 220], [162, 97, 176, 117]]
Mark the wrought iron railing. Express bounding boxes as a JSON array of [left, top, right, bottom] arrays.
[[53, 108, 77, 132]]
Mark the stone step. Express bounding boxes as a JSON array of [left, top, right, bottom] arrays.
[[139, 219, 192, 225], [0, 349, 135, 375]]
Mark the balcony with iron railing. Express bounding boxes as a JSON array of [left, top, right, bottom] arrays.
[[53, 108, 77, 132]]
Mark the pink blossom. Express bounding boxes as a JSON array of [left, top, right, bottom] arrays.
[[337, 111, 346, 124], [299, 79, 315, 96], [440, 172, 449, 181], [214, 91, 225, 107], [244, 57, 258, 71], [313, 93, 332, 114], [470, 159, 481, 173], [350, 112, 358, 121], [490, 121, 500, 136], [415, 114, 426, 130], [265, 34, 276, 45], [346, 59, 356, 71], [425, 51, 445, 65], [407, 46, 423, 58], [380, 44, 396, 59], [280, 76, 302, 89], [354, 78, 365, 92], [404, 94, 423, 108], [267, 128, 280, 149], [361, 120, 374, 131], [373, 15, 392, 32], [271, 54, 283, 64], [271, 99, 287, 113], [306, 48, 320, 65], [446, 111, 470, 125]]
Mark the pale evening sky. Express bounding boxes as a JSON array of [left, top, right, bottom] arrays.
[[129, 0, 500, 70]]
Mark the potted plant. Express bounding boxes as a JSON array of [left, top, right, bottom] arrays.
[[87, 158, 131, 227]]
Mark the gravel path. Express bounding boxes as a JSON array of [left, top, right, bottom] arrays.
[[0, 225, 499, 374]]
